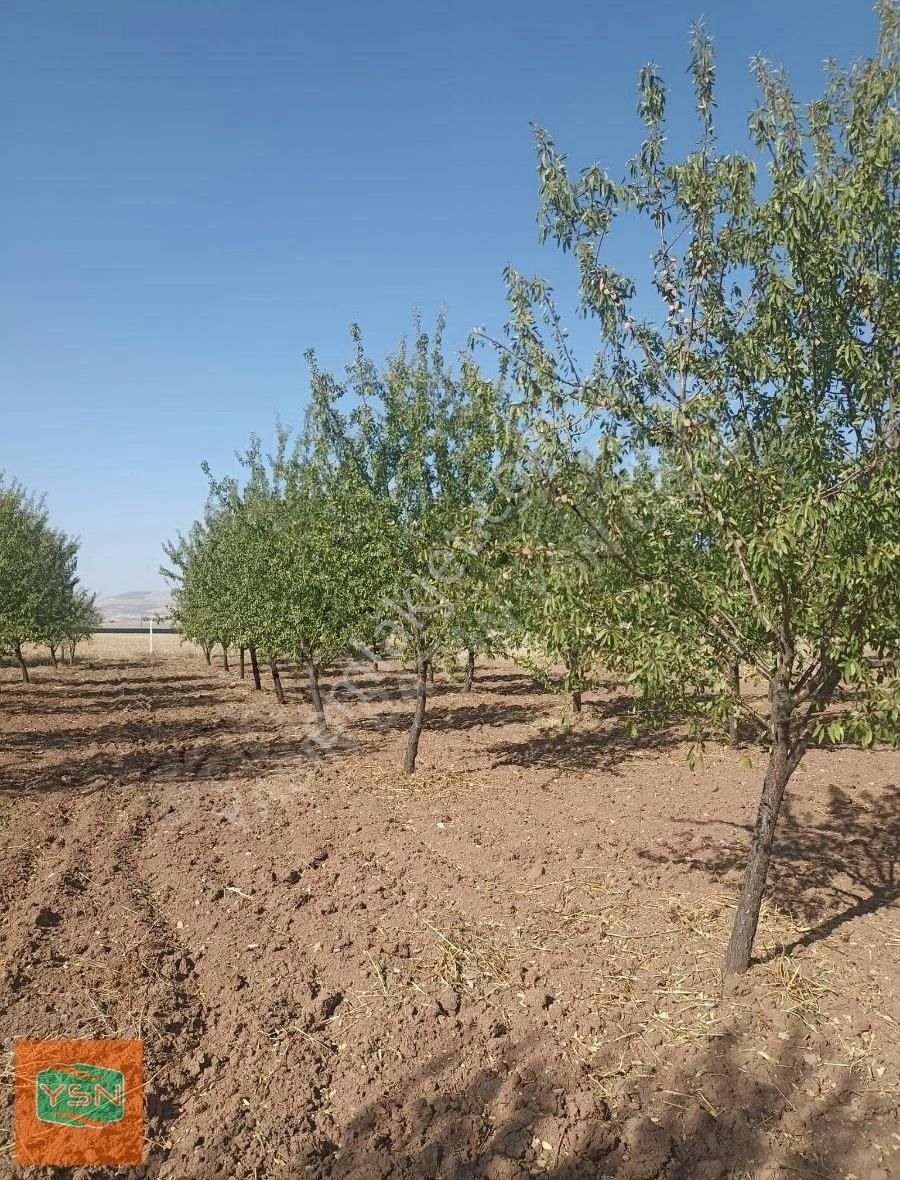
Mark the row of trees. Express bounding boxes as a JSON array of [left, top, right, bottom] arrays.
[[0, 474, 101, 681], [163, 321, 507, 770], [165, 7, 898, 974]]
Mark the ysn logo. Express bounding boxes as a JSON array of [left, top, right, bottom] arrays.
[[36, 1063, 125, 1128], [15, 1039, 142, 1165]]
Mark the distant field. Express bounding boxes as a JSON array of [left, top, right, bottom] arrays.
[[82, 631, 193, 659], [7, 631, 198, 670]]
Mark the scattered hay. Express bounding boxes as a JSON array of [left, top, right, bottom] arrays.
[[420, 914, 514, 992], [365, 764, 492, 801], [451, 880, 893, 1072]]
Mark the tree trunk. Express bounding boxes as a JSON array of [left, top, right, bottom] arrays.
[[269, 659, 286, 705], [202, 644, 211, 666], [728, 658, 740, 746], [222, 646, 230, 672], [465, 646, 476, 692], [307, 662, 327, 732], [724, 739, 800, 973], [428, 663, 435, 686], [68, 641, 77, 665], [403, 654, 429, 773], [724, 655, 802, 974], [14, 642, 29, 683], [49, 644, 58, 668], [566, 647, 583, 716], [239, 648, 246, 679], [249, 647, 261, 690], [372, 660, 379, 673]]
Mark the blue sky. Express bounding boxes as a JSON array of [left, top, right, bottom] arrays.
[[1, 0, 878, 597]]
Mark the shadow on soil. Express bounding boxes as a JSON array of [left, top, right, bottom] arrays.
[[487, 697, 686, 773], [0, 661, 689, 793], [26, 1026, 880, 1178], [641, 783, 900, 964], [0, 662, 353, 795], [359, 699, 542, 735], [320, 1021, 877, 1179]]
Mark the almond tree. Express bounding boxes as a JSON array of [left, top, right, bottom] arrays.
[[307, 318, 505, 772], [239, 439, 389, 729], [441, 547, 505, 693], [162, 515, 231, 663], [0, 474, 92, 683], [496, 6, 899, 972], [63, 590, 102, 663], [165, 436, 386, 730], [491, 474, 619, 717]]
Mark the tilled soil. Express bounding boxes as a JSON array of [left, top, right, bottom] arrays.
[[1, 649, 899, 1179]]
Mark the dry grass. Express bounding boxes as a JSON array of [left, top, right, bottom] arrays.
[[7, 631, 199, 670], [403, 876, 899, 1103], [79, 632, 198, 661], [371, 764, 494, 800], [421, 913, 514, 993]]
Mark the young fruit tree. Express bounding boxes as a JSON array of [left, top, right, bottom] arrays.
[[307, 317, 505, 772], [164, 434, 387, 731], [490, 470, 623, 718], [61, 589, 102, 664], [0, 474, 91, 684], [162, 512, 234, 665], [231, 436, 390, 730], [495, 8, 900, 972]]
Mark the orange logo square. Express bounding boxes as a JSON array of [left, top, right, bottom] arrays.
[[15, 1039, 143, 1166]]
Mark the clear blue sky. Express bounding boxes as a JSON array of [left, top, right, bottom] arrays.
[[1, 0, 878, 597]]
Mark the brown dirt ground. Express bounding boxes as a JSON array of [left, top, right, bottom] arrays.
[[1, 637, 899, 1180]]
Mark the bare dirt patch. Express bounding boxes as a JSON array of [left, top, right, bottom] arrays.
[[1, 645, 898, 1178]]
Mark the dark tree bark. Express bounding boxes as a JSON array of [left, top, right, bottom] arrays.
[[249, 647, 262, 690], [465, 645, 476, 692], [728, 658, 741, 746], [724, 745, 801, 972], [222, 646, 230, 672], [724, 657, 801, 973], [269, 659, 286, 705], [428, 663, 435, 686], [14, 641, 29, 683], [566, 647, 583, 716], [48, 644, 58, 668], [403, 653, 429, 773], [239, 648, 246, 679], [307, 662, 326, 732], [68, 642, 77, 665], [202, 644, 211, 666]]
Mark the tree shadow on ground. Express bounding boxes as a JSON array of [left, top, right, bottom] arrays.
[[272, 663, 556, 710], [316, 1017, 883, 1179], [5, 657, 168, 676], [358, 700, 543, 735], [441, 670, 548, 697], [0, 686, 229, 722], [0, 724, 343, 796], [273, 662, 410, 706], [314, 669, 510, 708], [0, 666, 352, 795], [487, 698, 686, 774], [640, 783, 900, 961], [331, 678, 659, 743]]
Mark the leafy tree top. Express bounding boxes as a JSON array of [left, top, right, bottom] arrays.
[[493, 3, 899, 748]]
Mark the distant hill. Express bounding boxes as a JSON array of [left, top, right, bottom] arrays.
[[96, 590, 172, 626]]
